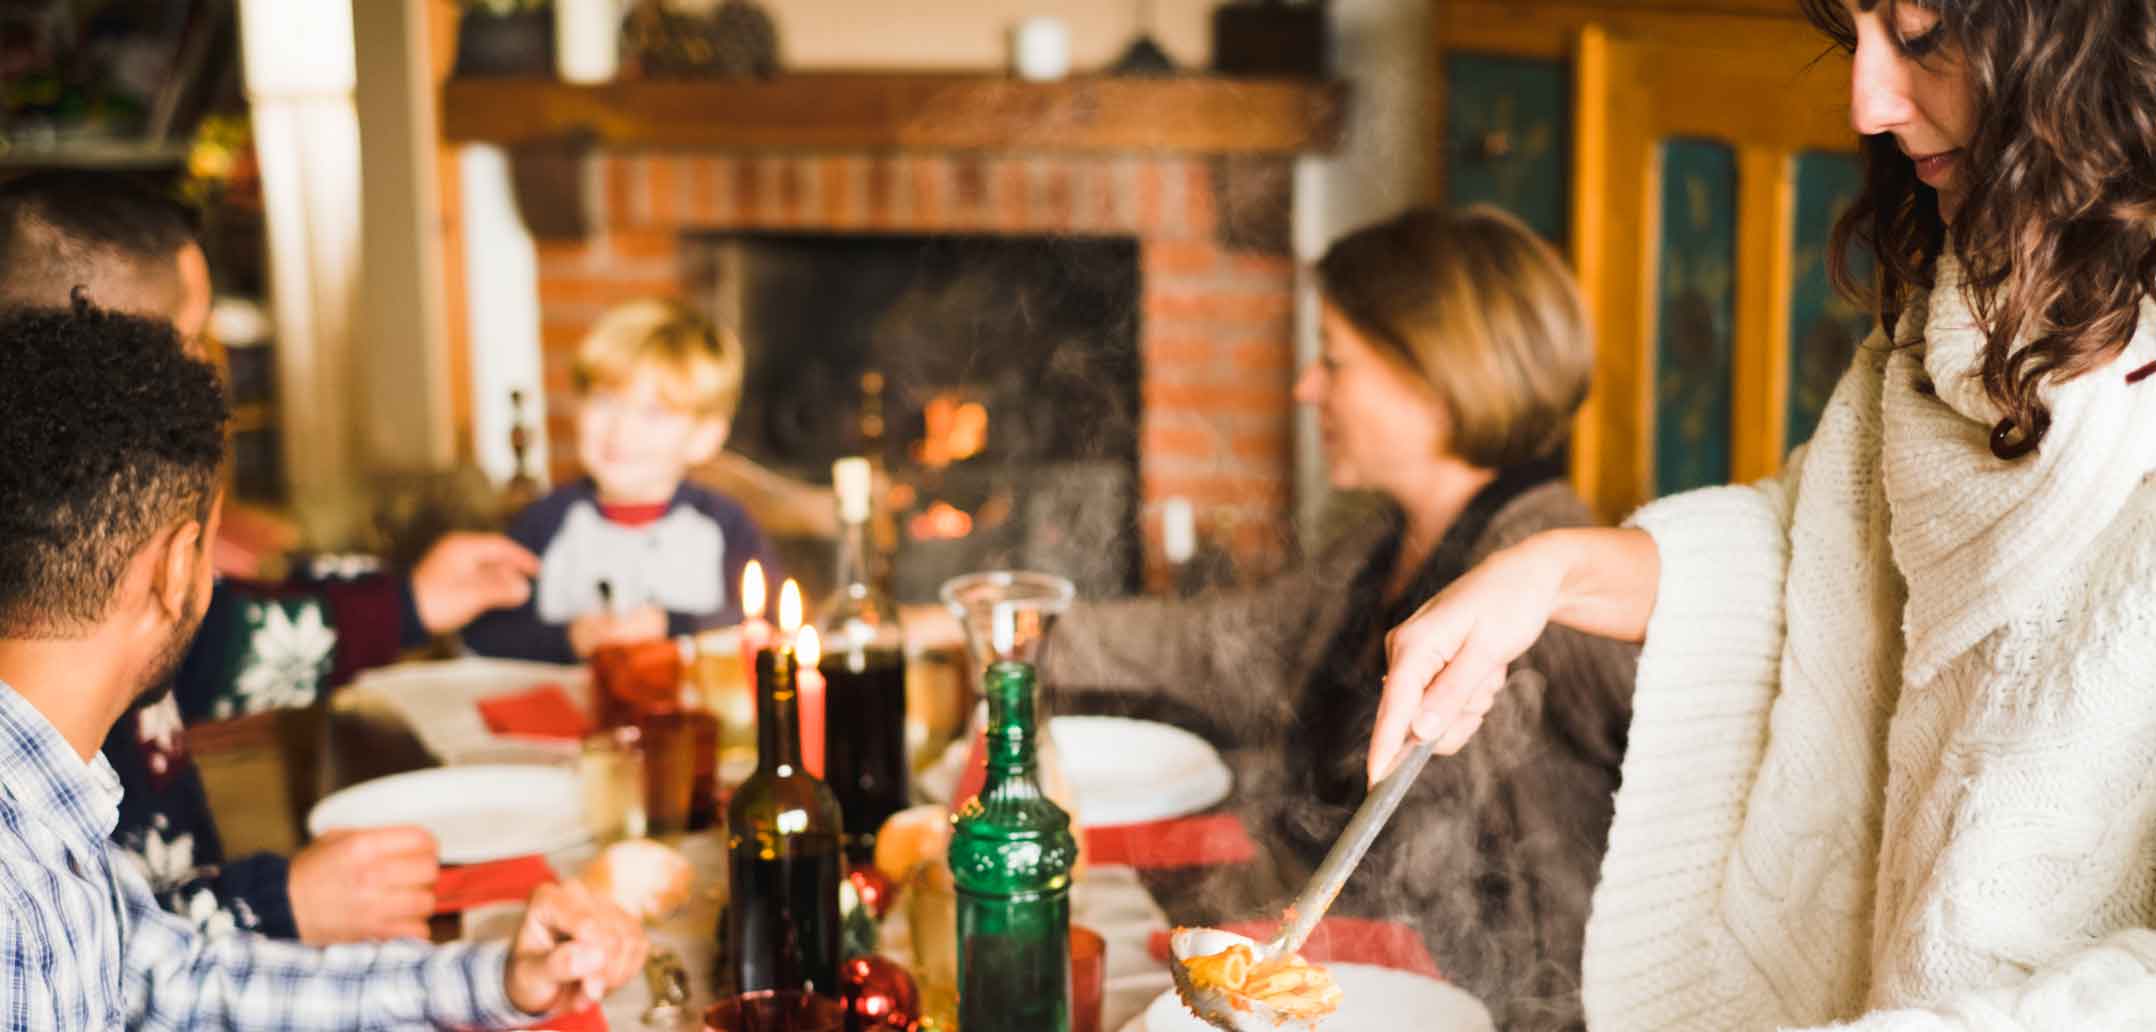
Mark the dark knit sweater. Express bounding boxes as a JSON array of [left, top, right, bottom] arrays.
[[1045, 473, 1638, 1032]]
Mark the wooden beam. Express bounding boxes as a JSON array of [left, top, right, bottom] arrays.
[[440, 74, 1348, 155]]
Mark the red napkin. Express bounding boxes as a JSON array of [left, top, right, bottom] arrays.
[[1085, 813, 1258, 869], [434, 855, 557, 915], [479, 685, 592, 741], [1147, 916, 1442, 979], [521, 1004, 608, 1032]]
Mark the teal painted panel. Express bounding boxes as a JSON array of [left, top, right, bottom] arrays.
[[1653, 139, 1738, 497], [1785, 151, 1875, 451], [1444, 52, 1570, 244]]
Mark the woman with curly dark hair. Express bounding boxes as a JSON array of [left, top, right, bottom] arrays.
[[1369, 1, 2156, 1029]]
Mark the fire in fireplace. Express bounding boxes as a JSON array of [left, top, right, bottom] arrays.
[[692, 231, 1143, 601]]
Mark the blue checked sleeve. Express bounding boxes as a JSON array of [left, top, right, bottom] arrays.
[[121, 874, 542, 1031], [0, 897, 76, 1032]]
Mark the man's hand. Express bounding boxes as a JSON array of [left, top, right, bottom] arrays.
[[505, 880, 648, 1016], [567, 605, 668, 658], [288, 826, 439, 945], [411, 532, 540, 634]]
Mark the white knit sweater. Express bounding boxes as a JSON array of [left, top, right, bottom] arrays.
[[1581, 256, 2156, 1031]]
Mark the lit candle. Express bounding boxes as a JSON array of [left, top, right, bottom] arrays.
[[777, 578, 803, 643], [796, 625, 826, 779], [739, 560, 772, 687]]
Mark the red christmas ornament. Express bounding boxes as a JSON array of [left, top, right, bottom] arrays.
[[840, 954, 919, 1031], [847, 865, 895, 921]]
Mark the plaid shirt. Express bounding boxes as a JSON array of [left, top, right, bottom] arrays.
[[0, 681, 537, 1030]]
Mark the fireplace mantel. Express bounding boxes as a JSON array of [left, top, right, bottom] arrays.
[[442, 73, 1346, 155]]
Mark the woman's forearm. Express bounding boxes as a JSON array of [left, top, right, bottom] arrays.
[[1538, 526, 1661, 644]]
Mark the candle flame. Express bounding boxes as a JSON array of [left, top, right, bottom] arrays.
[[797, 625, 821, 668], [778, 578, 803, 634], [742, 560, 766, 619]]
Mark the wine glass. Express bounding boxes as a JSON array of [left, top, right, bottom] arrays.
[[935, 570, 1085, 846], [937, 570, 1075, 671]]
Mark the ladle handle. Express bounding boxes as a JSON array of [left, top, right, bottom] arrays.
[[1274, 735, 1437, 957]]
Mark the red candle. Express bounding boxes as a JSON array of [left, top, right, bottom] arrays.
[[797, 625, 826, 779]]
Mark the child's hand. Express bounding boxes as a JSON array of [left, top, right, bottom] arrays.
[[617, 605, 667, 642], [569, 606, 669, 657]]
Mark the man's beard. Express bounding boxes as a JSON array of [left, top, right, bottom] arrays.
[[133, 579, 208, 708]]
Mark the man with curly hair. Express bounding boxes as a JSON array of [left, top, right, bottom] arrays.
[[0, 170, 539, 944], [0, 300, 645, 1028]]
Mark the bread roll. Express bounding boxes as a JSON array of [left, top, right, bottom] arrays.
[[578, 838, 694, 922]]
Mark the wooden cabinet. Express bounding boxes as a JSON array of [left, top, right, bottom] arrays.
[[1438, 1, 1868, 520]]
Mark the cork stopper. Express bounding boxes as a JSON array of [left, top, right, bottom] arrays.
[[834, 456, 873, 524]]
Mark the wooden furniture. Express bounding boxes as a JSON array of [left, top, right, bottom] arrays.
[[1438, 1, 1871, 520]]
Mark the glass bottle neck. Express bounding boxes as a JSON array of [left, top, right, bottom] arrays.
[[982, 660, 1040, 783], [833, 517, 873, 594], [753, 648, 804, 772]]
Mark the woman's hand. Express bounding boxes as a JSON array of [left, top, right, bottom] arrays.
[[1368, 527, 1660, 783]]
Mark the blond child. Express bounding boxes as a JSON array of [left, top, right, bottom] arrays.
[[465, 299, 779, 662]]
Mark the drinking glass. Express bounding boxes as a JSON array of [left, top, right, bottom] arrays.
[[638, 709, 696, 835], [579, 725, 647, 844], [701, 989, 845, 1032], [1070, 924, 1106, 1032], [591, 638, 683, 729], [905, 860, 960, 1031], [938, 570, 1075, 670], [695, 627, 760, 787], [938, 570, 1084, 831]]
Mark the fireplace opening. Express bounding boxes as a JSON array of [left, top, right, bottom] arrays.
[[693, 232, 1143, 601]]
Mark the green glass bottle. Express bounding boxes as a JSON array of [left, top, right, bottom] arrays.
[[949, 660, 1077, 1032], [723, 643, 846, 996]]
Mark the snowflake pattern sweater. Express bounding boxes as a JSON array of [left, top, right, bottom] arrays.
[[103, 571, 422, 940], [1583, 255, 2156, 1029]]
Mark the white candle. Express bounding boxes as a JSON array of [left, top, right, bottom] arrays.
[[555, 0, 623, 85]]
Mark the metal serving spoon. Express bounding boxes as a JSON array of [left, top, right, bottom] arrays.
[[1169, 735, 1439, 1031]]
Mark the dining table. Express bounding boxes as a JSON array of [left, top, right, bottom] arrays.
[[320, 656, 1486, 1032]]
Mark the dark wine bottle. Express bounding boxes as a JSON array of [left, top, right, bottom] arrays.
[[818, 456, 911, 863], [723, 637, 846, 997]]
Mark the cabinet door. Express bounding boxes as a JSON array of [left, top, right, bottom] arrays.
[[1442, 52, 1572, 246], [1652, 139, 1740, 496], [1569, 26, 1856, 520], [1785, 151, 1874, 451]]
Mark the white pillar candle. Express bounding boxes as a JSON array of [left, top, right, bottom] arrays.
[[1010, 17, 1070, 82], [1162, 497, 1197, 565]]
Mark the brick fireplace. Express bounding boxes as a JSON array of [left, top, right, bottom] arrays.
[[528, 148, 1300, 591]]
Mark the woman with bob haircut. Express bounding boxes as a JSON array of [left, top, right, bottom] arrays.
[[1372, 2, 2156, 1029], [1045, 204, 1638, 1032]]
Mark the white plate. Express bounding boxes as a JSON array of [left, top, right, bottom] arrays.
[[343, 658, 590, 766], [307, 764, 587, 864], [1138, 963, 1493, 1032], [1049, 716, 1232, 827]]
